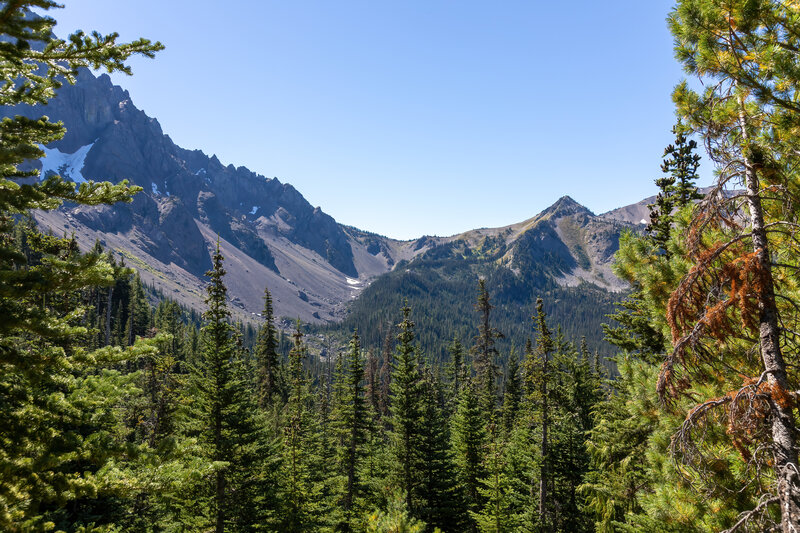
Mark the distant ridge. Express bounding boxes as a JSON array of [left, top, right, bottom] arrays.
[[6, 68, 651, 327]]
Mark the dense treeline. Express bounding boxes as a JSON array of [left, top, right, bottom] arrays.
[[5, 210, 609, 531], [5, 1, 800, 532], [315, 234, 619, 365]]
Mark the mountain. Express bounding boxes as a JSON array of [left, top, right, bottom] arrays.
[[5, 69, 644, 345], [6, 69, 404, 323], [318, 195, 634, 358]]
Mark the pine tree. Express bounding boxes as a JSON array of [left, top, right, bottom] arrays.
[[501, 349, 521, 435], [389, 304, 425, 513], [471, 279, 503, 416], [585, 208, 756, 531], [417, 366, 461, 531], [451, 380, 488, 532], [471, 423, 517, 533], [281, 322, 325, 531], [185, 243, 271, 531], [646, 122, 702, 255], [531, 298, 553, 532], [331, 329, 370, 531], [446, 336, 467, 412], [0, 4, 161, 529], [379, 325, 394, 422], [365, 496, 432, 533], [255, 286, 280, 409], [666, 2, 800, 529]]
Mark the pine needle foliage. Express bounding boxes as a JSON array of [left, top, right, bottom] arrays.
[[0, 3, 161, 530]]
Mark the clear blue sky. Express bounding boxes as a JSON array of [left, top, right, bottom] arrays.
[[53, 1, 705, 240]]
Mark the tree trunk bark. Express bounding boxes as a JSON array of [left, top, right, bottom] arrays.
[[738, 99, 800, 532]]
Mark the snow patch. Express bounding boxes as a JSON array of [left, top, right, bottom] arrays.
[[151, 183, 160, 195], [250, 206, 258, 215], [195, 168, 206, 175], [346, 277, 360, 286], [40, 142, 95, 184], [639, 218, 647, 225]]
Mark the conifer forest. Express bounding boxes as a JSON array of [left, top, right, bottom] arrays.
[[6, 1, 800, 532]]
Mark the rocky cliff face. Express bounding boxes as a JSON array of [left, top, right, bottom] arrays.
[[2, 70, 372, 321], [5, 69, 642, 322]]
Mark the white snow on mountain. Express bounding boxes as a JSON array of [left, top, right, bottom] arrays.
[[40, 142, 94, 184], [250, 206, 258, 215]]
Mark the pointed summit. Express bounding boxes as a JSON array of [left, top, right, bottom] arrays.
[[540, 195, 594, 219]]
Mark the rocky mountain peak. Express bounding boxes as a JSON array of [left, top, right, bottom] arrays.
[[541, 195, 594, 220], [9, 66, 648, 324]]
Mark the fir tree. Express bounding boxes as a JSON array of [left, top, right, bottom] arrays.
[[451, 380, 488, 532], [255, 286, 280, 409], [185, 243, 271, 531], [446, 336, 467, 412], [0, 3, 161, 529], [646, 121, 702, 255], [379, 324, 394, 421], [331, 329, 370, 531], [389, 304, 425, 513], [471, 279, 503, 416], [125, 272, 151, 345], [471, 423, 517, 533], [365, 348, 381, 418], [155, 299, 186, 362], [531, 298, 553, 532], [501, 349, 521, 435], [417, 366, 461, 531], [281, 322, 325, 531]]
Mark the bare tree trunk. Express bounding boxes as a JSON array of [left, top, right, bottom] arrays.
[[739, 100, 800, 532]]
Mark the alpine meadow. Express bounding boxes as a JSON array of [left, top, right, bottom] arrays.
[[5, 1, 800, 532]]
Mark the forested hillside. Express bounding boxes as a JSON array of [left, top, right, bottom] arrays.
[[316, 233, 619, 363], [4, 1, 800, 533]]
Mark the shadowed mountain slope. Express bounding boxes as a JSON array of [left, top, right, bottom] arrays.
[[6, 69, 644, 334]]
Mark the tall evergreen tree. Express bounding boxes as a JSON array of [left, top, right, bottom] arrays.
[[666, 2, 800, 529], [646, 121, 702, 255], [531, 298, 553, 532], [365, 348, 381, 418], [389, 304, 425, 513], [124, 272, 151, 345], [471, 279, 503, 416], [379, 325, 394, 422], [501, 349, 521, 435], [471, 423, 517, 533], [281, 323, 325, 531], [330, 329, 370, 531], [186, 243, 270, 531], [0, 4, 161, 529], [255, 286, 280, 409], [417, 366, 461, 531], [446, 336, 467, 412], [451, 380, 488, 533]]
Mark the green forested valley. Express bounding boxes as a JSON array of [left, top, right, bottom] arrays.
[[5, 1, 800, 532]]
